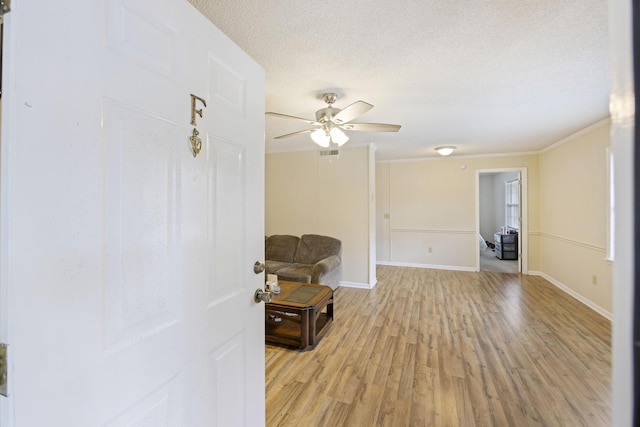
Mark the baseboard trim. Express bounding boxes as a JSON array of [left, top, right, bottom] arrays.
[[377, 261, 476, 272], [529, 271, 612, 321], [340, 281, 376, 290]]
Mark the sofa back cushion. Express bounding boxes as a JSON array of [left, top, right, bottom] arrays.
[[294, 234, 341, 264], [265, 235, 300, 263]]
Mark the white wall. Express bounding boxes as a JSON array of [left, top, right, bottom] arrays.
[[479, 174, 496, 241], [479, 171, 519, 241], [609, 0, 634, 423], [265, 146, 374, 287], [368, 145, 378, 286], [494, 171, 519, 230]]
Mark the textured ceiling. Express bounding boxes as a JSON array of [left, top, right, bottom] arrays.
[[188, 0, 610, 160]]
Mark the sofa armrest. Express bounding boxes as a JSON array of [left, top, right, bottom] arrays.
[[312, 255, 341, 282]]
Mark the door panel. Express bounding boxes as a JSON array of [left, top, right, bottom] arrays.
[[104, 379, 180, 426], [209, 334, 246, 426], [102, 99, 180, 352], [2, 0, 265, 425], [106, 0, 179, 78], [210, 138, 245, 300]]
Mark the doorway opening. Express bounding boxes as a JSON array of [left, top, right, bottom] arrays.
[[476, 168, 528, 274]]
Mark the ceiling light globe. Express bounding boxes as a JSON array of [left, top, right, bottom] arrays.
[[330, 127, 349, 146], [435, 146, 456, 156], [311, 129, 330, 147]]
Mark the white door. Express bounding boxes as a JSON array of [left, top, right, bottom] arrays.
[[0, 0, 265, 425]]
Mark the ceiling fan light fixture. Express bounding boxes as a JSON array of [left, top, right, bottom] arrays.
[[268, 93, 401, 148], [311, 129, 330, 147], [435, 146, 456, 156], [330, 127, 349, 146]]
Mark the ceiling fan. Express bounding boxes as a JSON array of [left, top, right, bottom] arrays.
[[266, 93, 401, 148]]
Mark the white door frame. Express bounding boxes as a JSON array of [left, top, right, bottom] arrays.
[[1, 6, 17, 425], [475, 167, 528, 274]]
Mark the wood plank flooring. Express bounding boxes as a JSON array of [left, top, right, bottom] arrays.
[[265, 265, 611, 426]]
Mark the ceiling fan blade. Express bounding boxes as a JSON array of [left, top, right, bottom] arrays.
[[342, 123, 401, 132], [332, 101, 373, 124], [273, 129, 313, 139], [266, 112, 319, 125]]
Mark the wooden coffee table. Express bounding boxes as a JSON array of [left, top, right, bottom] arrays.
[[265, 280, 334, 350]]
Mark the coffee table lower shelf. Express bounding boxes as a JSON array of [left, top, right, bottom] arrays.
[[264, 281, 333, 350], [265, 311, 332, 349]]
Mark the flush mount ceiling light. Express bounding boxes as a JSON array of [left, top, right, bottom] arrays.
[[435, 146, 456, 156]]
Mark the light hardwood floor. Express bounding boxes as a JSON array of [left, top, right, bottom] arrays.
[[265, 265, 611, 426]]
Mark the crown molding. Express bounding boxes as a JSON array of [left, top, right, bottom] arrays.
[[540, 117, 611, 153]]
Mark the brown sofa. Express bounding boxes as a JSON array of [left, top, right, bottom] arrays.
[[265, 234, 342, 290]]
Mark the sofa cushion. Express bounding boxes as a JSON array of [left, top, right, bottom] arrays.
[[265, 235, 300, 263], [274, 264, 313, 283], [294, 234, 341, 264], [265, 260, 291, 275]]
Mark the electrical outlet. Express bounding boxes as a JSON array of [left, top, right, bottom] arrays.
[[592, 275, 598, 285], [428, 247, 433, 253]]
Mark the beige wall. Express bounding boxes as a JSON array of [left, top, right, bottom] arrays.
[[266, 122, 612, 316], [376, 162, 391, 262], [376, 120, 611, 317], [265, 147, 373, 286], [539, 120, 612, 314], [376, 154, 540, 270]]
